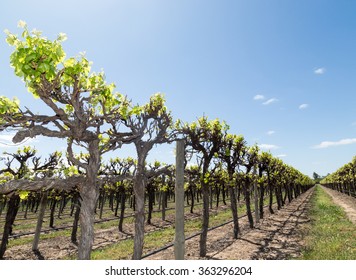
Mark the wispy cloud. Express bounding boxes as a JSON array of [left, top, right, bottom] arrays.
[[258, 144, 279, 150], [0, 134, 15, 148], [314, 67, 326, 75], [263, 98, 278, 105], [0, 133, 37, 148], [276, 154, 287, 158], [267, 130, 275, 135], [313, 138, 356, 149], [299, 103, 309, 110], [352, 121, 356, 126], [253, 94, 265, 100]]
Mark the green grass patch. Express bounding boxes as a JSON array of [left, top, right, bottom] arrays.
[[300, 185, 356, 260]]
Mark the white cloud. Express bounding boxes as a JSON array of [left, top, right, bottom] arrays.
[[299, 103, 309, 110], [262, 98, 278, 105], [267, 130, 275, 135], [253, 94, 265, 100], [276, 154, 287, 158], [258, 144, 279, 150], [313, 138, 356, 149], [314, 67, 326, 75]]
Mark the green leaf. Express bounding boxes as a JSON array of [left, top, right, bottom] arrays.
[[25, 53, 36, 63]]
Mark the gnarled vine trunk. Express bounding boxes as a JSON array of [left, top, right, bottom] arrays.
[[77, 140, 100, 260]]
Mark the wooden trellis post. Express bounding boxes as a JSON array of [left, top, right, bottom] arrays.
[[253, 166, 260, 224], [174, 139, 185, 260]]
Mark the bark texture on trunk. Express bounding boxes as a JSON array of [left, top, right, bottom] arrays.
[[132, 151, 148, 260], [77, 140, 100, 260], [132, 172, 146, 259], [78, 185, 98, 259]]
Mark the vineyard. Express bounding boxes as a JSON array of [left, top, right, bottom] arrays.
[[0, 23, 355, 261]]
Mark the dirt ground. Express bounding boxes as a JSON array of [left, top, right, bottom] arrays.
[[3, 186, 356, 260]]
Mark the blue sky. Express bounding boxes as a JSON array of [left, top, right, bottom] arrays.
[[0, 0, 355, 177]]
